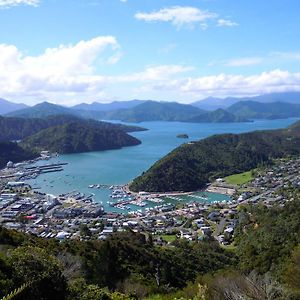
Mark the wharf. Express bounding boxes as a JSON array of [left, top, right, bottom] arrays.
[[25, 163, 68, 170]]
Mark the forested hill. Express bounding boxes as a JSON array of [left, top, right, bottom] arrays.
[[184, 108, 250, 123], [102, 100, 206, 122], [0, 114, 146, 142], [21, 121, 142, 154], [0, 142, 37, 169], [228, 100, 300, 119], [0, 98, 28, 115], [130, 120, 300, 192]]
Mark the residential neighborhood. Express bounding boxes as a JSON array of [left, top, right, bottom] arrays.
[[0, 156, 299, 247]]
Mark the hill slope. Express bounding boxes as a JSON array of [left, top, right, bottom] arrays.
[[7, 100, 205, 122], [130, 120, 300, 192], [6, 101, 74, 118], [228, 101, 300, 119], [0, 115, 146, 142], [0, 142, 37, 168], [192, 92, 300, 110], [72, 100, 146, 111], [185, 108, 250, 123], [21, 121, 142, 154], [103, 101, 206, 122], [0, 98, 28, 115]]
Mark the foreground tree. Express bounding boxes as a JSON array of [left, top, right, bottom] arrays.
[[8, 246, 67, 300]]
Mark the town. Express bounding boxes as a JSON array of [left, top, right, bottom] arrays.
[[0, 154, 299, 247]]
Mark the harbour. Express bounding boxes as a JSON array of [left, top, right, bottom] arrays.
[[24, 118, 299, 213]]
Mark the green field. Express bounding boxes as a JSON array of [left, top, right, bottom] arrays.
[[225, 170, 254, 185], [160, 234, 177, 243]]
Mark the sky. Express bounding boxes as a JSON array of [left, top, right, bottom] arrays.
[[0, 0, 300, 105]]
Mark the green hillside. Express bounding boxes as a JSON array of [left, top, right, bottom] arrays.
[[130, 120, 300, 192], [0, 142, 37, 168], [0, 191, 299, 299], [0, 115, 146, 142], [228, 101, 300, 119], [21, 121, 142, 154], [103, 101, 206, 122], [185, 108, 250, 123]]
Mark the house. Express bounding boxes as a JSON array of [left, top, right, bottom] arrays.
[[200, 226, 212, 236], [207, 211, 220, 221], [224, 227, 234, 235], [7, 182, 28, 188]]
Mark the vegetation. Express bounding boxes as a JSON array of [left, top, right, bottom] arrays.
[[72, 100, 146, 111], [228, 100, 300, 119], [102, 101, 206, 123], [9, 98, 300, 124], [5, 102, 78, 119], [191, 92, 300, 111], [21, 121, 142, 154], [235, 187, 300, 275], [0, 98, 27, 115], [0, 187, 299, 299], [0, 227, 235, 299], [0, 114, 146, 142], [225, 170, 254, 185], [185, 108, 250, 123], [130, 120, 300, 192], [0, 142, 37, 169]]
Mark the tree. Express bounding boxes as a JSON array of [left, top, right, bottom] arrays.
[[8, 246, 67, 300]]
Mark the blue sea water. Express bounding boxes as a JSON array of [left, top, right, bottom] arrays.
[[27, 118, 299, 212]]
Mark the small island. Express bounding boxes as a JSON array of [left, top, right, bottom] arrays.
[[177, 134, 189, 139]]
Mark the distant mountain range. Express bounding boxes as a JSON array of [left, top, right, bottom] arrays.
[[0, 98, 28, 115], [5, 101, 75, 118], [4, 101, 247, 123], [228, 101, 300, 119], [101, 101, 206, 122], [72, 100, 146, 111], [2, 91, 300, 122], [184, 108, 250, 123], [192, 92, 300, 110]]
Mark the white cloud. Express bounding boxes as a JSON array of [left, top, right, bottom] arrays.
[[120, 65, 193, 82], [0, 37, 121, 104], [1, 38, 299, 104], [225, 57, 263, 67], [159, 43, 177, 54], [170, 70, 300, 98], [271, 51, 300, 61], [217, 19, 238, 27], [0, 38, 193, 104], [135, 6, 218, 29], [0, 0, 39, 8]]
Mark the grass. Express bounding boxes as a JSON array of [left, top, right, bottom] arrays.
[[160, 234, 177, 243], [225, 170, 254, 186]]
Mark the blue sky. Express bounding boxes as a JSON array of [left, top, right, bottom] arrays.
[[0, 0, 300, 105]]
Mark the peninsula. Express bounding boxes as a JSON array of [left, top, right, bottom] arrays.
[[130, 120, 300, 192]]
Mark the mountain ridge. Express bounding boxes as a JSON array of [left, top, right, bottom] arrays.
[[0, 98, 28, 115], [192, 92, 300, 110]]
